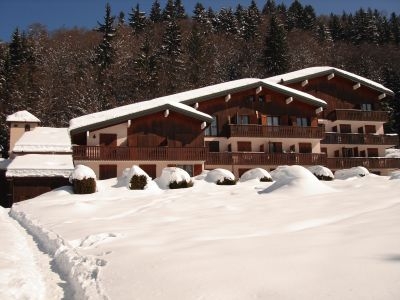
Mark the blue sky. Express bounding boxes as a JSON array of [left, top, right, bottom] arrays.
[[1, 0, 399, 42]]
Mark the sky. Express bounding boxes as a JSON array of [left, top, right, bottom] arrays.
[[0, 0, 399, 42]]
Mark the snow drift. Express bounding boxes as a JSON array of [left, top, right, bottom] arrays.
[[335, 166, 370, 180], [262, 165, 334, 195], [155, 167, 192, 189], [205, 168, 235, 183]]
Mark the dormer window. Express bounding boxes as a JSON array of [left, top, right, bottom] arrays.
[[361, 103, 372, 111], [24, 124, 31, 131]]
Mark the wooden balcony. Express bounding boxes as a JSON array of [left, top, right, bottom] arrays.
[[205, 152, 327, 166], [229, 124, 325, 139], [321, 133, 399, 145], [73, 146, 207, 161], [327, 157, 400, 170], [327, 109, 389, 122]]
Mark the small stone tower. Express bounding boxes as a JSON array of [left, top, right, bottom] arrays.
[[6, 110, 40, 157]]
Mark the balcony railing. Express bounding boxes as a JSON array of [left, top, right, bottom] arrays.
[[73, 146, 207, 161], [205, 152, 327, 166], [229, 124, 325, 139], [327, 157, 400, 170], [321, 133, 399, 145], [327, 109, 389, 122]]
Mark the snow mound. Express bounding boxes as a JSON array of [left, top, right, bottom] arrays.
[[389, 171, 400, 180], [307, 165, 334, 180], [155, 167, 192, 189], [335, 167, 370, 180], [205, 168, 235, 183], [262, 165, 334, 195], [69, 165, 96, 182], [240, 168, 272, 182], [385, 148, 400, 158], [124, 165, 152, 189]]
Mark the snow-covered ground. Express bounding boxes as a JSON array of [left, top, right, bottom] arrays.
[[4, 166, 400, 299]]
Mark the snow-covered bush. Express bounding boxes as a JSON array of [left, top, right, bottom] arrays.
[[307, 165, 334, 181], [334, 166, 370, 180], [155, 167, 193, 189], [205, 168, 236, 185], [169, 180, 194, 189], [126, 165, 151, 190], [240, 168, 272, 182], [69, 165, 97, 194]]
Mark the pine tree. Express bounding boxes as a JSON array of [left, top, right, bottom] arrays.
[[134, 35, 159, 99], [216, 8, 238, 35], [159, 17, 184, 93], [128, 4, 147, 34], [301, 5, 316, 30], [174, 0, 187, 19], [118, 11, 125, 26], [94, 3, 116, 69], [287, 0, 304, 31], [163, 0, 176, 21], [262, 0, 276, 16], [187, 24, 208, 86], [390, 13, 400, 45], [329, 14, 343, 41], [150, 0, 162, 23], [263, 15, 289, 76], [383, 67, 400, 135]]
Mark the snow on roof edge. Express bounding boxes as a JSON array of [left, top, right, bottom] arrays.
[[69, 78, 327, 133], [6, 110, 41, 123], [265, 66, 394, 96]]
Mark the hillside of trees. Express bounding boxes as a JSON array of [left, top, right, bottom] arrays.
[[1, 0, 400, 155]]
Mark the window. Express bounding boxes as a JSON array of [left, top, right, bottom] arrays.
[[24, 124, 31, 132], [342, 147, 354, 157], [365, 125, 376, 134], [361, 103, 372, 111], [299, 143, 312, 153], [267, 116, 279, 126], [177, 165, 194, 176], [205, 115, 218, 136], [367, 148, 379, 157], [258, 95, 265, 102], [237, 141, 252, 152], [237, 115, 250, 125], [268, 142, 282, 153], [247, 95, 255, 102], [340, 124, 352, 133], [296, 117, 309, 127]]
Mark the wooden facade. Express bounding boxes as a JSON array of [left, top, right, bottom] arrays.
[[8, 177, 71, 204]]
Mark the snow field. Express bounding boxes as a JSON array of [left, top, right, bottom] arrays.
[[6, 165, 400, 299], [10, 207, 109, 300]]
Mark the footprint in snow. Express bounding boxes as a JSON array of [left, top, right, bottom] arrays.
[[71, 233, 121, 249]]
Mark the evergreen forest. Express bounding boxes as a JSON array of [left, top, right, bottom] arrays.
[[1, 0, 400, 155]]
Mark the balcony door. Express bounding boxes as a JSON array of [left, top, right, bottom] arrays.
[[100, 134, 117, 160]]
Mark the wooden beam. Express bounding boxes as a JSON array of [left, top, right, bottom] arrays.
[[285, 97, 293, 104], [86, 131, 89, 138], [194, 102, 199, 109], [327, 73, 335, 80], [164, 109, 169, 117], [256, 86, 262, 94], [225, 94, 231, 102], [378, 93, 386, 100], [315, 107, 323, 114], [201, 122, 207, 130], [301, 79, 309, 87], [353, 82, 361, 90]]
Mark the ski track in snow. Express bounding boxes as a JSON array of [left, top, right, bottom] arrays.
[[9, 207, 109, 300]]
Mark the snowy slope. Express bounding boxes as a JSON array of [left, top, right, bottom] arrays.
[[6, 170, 400, 300]]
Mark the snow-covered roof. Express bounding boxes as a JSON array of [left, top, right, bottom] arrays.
[[13, 127, 72, 153], [6, 110, 41, 123], [69, 99, 214, 134], [266, 66, 394, 96], [6, 154, 74, 178], [69, 78, 327, 134]]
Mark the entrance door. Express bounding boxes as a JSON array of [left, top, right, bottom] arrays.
[[99, 165, 117, 180]]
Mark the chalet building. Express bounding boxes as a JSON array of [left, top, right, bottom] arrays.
[[267, 67, 399, 174], [69, 79, 327, 178], [4, 112, 73, 205], [2, 66, 399, 205]]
